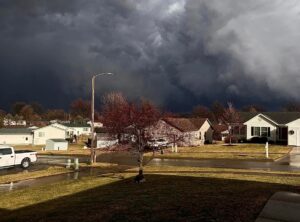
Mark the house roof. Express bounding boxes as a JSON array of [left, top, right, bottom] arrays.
[[0, 128, 32, 135], [33, 124, 66, 131], [48, 139, 67, 143], [95, 127, 110, 133], [262, 112, 300, 124], [240, 112, 300, 125], [162, 118, 208, 132], [212, 124, 228, 133], [238, 112, 258, 122], [63, 123, 90, 128]]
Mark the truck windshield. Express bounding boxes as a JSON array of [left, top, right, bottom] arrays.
[[0, 148, 12, 155]]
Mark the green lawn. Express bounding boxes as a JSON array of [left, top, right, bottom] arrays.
[[0, 166, 299, 222], [150, 144, 291, 161]]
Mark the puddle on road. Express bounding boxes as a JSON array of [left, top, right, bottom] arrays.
[[0, 167, 121, 193]]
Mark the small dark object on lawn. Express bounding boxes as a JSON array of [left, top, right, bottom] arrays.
[[134, 170, 145, 183]]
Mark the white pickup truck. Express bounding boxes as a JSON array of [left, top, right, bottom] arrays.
[[0, 145, 37, 169]]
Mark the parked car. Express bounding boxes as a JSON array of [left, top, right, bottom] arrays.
[[147, 138, 169, 148], [0, 145, 37, 169]]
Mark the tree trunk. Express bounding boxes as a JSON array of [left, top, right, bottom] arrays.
[[138, 151, 144, 173], [137, 129, 144, 176]]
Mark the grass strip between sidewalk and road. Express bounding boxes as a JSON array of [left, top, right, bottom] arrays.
[[0, 166, 72, 184], [146, 144, 292, 161]]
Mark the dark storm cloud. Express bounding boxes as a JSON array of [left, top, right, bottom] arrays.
[[0, 0, 299, 111]]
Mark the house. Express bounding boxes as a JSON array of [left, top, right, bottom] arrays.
[[147, 118, 214, 146], [3, 118, 26, 126], [32, 124, 67, 145], [87, 121, 103, 128], [212, 124, 229, 141], [45, 139, 68, 151], [234, 112, 300, 146], [94, 127, 118, 148], [62, 123, 91, 136], [0, 128, 33, 145]]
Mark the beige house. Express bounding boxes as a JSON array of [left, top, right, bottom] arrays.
[[0, 128, 33, 145], [33, 124, 67, 145], [147, 118, 213, 146]]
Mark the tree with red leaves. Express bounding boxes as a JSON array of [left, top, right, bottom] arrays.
[[102, 92, 160, 180], [70, 98, 91, 119], [222, 102, 241, 145]]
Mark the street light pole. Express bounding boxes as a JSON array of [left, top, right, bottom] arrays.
[[90, 72, 113, 164]]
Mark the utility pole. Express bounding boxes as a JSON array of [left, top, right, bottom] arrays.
[[90, 73, 113, 164]]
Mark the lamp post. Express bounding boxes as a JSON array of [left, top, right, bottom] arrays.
[[90, 72, 113, 164]]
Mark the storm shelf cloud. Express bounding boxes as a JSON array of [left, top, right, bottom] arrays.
[[0, 0, 300, 111]]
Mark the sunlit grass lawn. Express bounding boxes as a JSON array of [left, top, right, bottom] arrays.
[[14, 143, 92, 156], [0, 165, 299, 222], [0, 166, 71, 184], [148, 144, 291, 161]]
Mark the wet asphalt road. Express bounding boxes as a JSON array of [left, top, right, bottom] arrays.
[[0, 148, 299, 192]]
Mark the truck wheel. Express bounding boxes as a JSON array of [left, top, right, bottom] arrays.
[[21, 158, 30, 169]]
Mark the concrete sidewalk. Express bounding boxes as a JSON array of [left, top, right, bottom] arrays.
[[256, 192, 300, 222]]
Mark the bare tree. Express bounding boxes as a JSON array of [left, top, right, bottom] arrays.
[[222, 102, 241, 145], [19, 105, 35, 124], [211, 101, 225, 123], [0, 109, 6, 127], [242, 104, 265, 112], [102, 92, 160, 180], [192, 105, 213, 120], [70, 98, 91, 119]]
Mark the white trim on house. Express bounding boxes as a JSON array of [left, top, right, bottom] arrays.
[[244, 113, 278, 126], [241, 113, 300, 146]]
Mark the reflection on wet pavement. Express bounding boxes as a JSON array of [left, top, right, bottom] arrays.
[[1, 148, 299, 193]]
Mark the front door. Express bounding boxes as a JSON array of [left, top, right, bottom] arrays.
[[0, 148, 14, 167]]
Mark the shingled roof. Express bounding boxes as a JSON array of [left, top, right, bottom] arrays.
[[263, 112, 300, 124], [239, 112, 300, 125], [163, 118, 208, 132], [0, 128, 33, 134]]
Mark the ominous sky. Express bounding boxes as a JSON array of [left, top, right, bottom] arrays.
[[1, 0, 300, 112]]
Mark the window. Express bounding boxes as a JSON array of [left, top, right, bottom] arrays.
[[251, 127, 270, 137], [261, 127, 268, 137], [0, 148, 12, 155], [83, 128, 88, 131], [199, 132, 202, 140], [38, 132, 45, 137], [25, 137, 28, 141], [253, 127, 260, 136]]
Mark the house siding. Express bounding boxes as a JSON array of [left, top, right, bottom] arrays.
[[286, 119, 300, 146], [147, 119, 213, 146], [245, 115, 277, 141], [33, 126, 66, 145], [0, 134, 33, 145]]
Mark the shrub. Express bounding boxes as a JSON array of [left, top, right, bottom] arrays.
[[248, 137, 274, 144], [224, 136, 238, 144]]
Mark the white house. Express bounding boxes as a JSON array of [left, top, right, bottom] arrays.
[[236, 112, 300, 146], [87, 121, 103, 128], [33, 124, 67, 145], [147, 118, 214, 146], [0, 128, 33, 145], [55, 123, 92, 136], [3, 118, 26, 126]]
